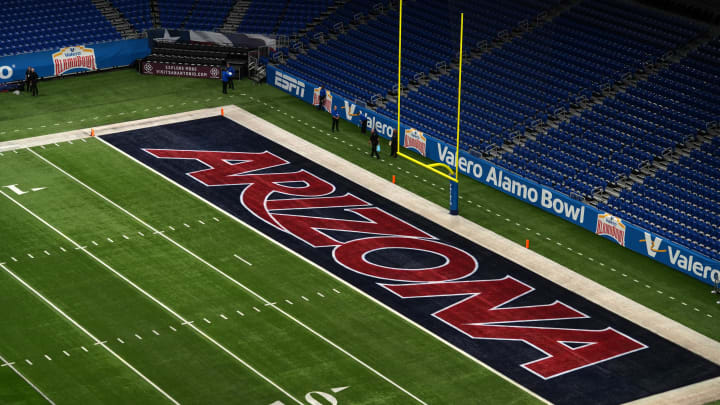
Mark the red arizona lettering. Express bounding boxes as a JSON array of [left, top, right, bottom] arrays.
[[144, 149, 335, 228], [383, 277, 646, 378], [143, 149, 288, 185], [335, 236, 477, 282], [273, 207, 432, 247]]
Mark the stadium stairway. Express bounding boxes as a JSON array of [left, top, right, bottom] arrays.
[[576, 27, 720, 204], [219, 1, 251, 33], [93, 0, 140, 38], [150, 0, 161, 28]]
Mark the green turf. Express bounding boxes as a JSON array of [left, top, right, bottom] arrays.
[[0, 142, 540, 403], [1, 69, 717, 341]]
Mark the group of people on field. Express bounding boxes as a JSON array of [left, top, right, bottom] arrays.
[[317, 85, 398, 160]]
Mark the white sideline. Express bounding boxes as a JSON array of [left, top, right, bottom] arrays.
[[0, 351, 55, 404], [30, 143, 429, 405], [0, 190, 302, 405]]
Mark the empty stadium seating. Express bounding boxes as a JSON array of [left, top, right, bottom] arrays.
[[595, 38, 720, 260], [112, 0, 153, 32], [237, 0, 331, 35], [157, 0, 234, 30], [0, 0, 121, 56]]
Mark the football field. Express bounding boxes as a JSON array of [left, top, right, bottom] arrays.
[[1, 106, 719, 404], [0, 115, 542, 404]]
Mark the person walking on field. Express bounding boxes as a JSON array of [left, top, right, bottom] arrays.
[[221, 68, 230, 94], [25, 66, 32, 92], [226, 62, 235, 90], [318, 86, 326, 110], [390, 129, 398, 157], [29, 67, 39, 96], [331, 105, 340, 132], [370, 128, 380, 159]]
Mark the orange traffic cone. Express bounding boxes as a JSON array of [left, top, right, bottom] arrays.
[[91, 128, 95, 137]]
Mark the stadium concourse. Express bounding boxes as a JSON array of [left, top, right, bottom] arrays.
[[1, 0, 720, 404]]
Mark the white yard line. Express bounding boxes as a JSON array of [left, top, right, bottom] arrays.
[[0, 352, 55, 404], [0, 189, 302, 405], [0, 261, 177, 404], [35, 139, 428, 405]]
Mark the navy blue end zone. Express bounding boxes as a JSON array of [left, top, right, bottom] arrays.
[[102, 116, 720, 404]]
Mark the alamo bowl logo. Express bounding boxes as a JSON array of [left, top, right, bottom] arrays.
[[210, 67, 219, 78], [404, 128, 427, 156], [143, 62, 153, 73], [595, 213, 626, 246], [53, 46, 97, 76]]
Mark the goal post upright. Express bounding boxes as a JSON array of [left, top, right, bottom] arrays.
[[396, 0, 464, 215]]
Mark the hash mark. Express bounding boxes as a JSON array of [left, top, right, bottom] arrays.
[[203, 318, 211, 324], [117, 338, 124, 344], [169, 326, 177, 332], [236, 311, 244, 316], [253, 307, 261, 312], [81, 346, 88, 352], [44, 355, 52, 361], [26, 359, 32, 365], [220, 314, 228, 320], [317, 292, 325, 298], [63, 351, 70, 357], [91, 241, 98, 246], [93, 341, 107, 346], [301, 296, 309, 302], [44, 250, 50, 256], [135, 334, 143, 340], [59, 247, 66, 252], [333, 288, 341, 294], [285, 299, 293, 305], [27, 254, 34, 259]]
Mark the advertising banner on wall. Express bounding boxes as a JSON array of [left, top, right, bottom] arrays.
[[0, 39, 150, 83], [140, 61, 221, 79], [267, 65, 720, 286]]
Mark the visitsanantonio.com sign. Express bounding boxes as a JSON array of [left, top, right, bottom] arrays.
[[141, 61, 220, 79], [267, 65, 720, 286]]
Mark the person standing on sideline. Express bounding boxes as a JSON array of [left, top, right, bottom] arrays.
[[226, 62, 235, 90], [370, 128, 380, 159], [25, 66, 32, 92], [221, 68, 230, 94], [390, 129, 398, 157], [318, 86, 326, 110], [331, 105, 340, 132], [359, 115, 368, 133], [343, 109, 368, 133], [29, 67, 39, 96]]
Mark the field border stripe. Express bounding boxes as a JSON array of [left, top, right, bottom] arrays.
[[91, 117, 549, 404], [0, 188, 303, 405], [31, 143, 429, 405], [0, 259, 179, 404], [0, 351, 55, 404]]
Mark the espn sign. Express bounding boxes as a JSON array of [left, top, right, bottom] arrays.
[[275, 71, 305, 97]]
